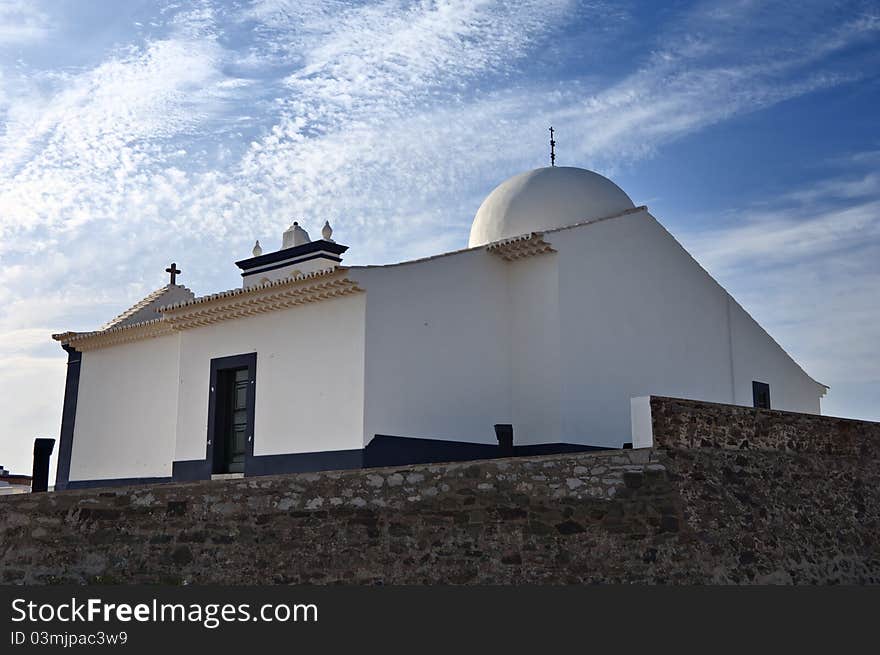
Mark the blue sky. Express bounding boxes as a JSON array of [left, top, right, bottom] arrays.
[[1, 0, 878, 477]]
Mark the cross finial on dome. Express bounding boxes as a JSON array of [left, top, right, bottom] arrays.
[[549, 126, 556, 167]]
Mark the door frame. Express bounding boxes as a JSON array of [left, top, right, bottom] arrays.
[[206, 353, 257, 475]]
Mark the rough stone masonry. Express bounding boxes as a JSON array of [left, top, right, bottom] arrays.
[[1, 397, 878, 584]]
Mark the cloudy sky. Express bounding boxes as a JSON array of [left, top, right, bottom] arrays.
[[1, 0, 878, 478]]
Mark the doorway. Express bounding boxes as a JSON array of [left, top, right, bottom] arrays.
[[207, 353, 257, 475]]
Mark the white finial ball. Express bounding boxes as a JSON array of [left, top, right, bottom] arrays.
[[252, 240, 263, 256], [322, 220, 334, 242]]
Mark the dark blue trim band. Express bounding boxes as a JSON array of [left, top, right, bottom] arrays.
[[245, 449, 364, 476], [235, 240, 348, 271], [362, 435, 604, 468], [54, 345, 82, 491], [363, 435, 498, 467], [240, 253, 342, 278], [172, 459, 211, 482]]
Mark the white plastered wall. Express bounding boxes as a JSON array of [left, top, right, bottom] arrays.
[[630, 396, 654, 449], [174, 293, 366, 462], [728, 299, 823, 413], [552, 210, 823, 446], [354, 250, 512, 446], [508, 252, 562, 444], [69, 333, 181, 481]]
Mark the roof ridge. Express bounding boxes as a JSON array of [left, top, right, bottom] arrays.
[[349, 206, 648, 271], [100, 283, 195, 331], [101, 285, 170, 330]]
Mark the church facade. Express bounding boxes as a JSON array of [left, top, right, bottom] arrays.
[[52, 166, 827, 489]]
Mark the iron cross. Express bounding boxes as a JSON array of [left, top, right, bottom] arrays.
[[165, 262, 181, 285], [549, 126, 556, 167]]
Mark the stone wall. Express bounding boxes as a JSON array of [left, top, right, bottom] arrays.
[[649, 396, 880, 457], [1, 397, 878, 584]]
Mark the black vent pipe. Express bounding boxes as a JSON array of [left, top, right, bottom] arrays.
[[494, 424, 514, 456]]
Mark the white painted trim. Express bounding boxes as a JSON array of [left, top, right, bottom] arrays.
[[630, 396, 654, 449]]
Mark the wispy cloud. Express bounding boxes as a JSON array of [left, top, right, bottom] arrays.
[[3, 0, 876, 262], [686, 197, 880, 273], [678, 162, 880, 391], [0, 1, 52, 45]]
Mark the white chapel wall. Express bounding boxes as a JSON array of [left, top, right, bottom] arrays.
[[69, 333, 181, 481], [555, 210, 735, 446], [727, 298, 823, 414], [553, 211, 722, 446], [552, 210, 823, 447], [174, 293, 366, 462], [354, 249, 512, 446], [507, 252, 562, 445]]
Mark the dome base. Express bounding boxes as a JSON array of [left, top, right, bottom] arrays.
[[469, 166, 635, 247]]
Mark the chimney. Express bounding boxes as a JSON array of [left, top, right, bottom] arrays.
[[237, 220, 348, 288], [31, 438, 55, 493]]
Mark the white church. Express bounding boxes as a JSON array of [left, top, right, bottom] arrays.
[[52, 164, 827, 489]]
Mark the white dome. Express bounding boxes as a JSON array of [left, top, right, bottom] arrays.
[[468, 166, 635, 247]]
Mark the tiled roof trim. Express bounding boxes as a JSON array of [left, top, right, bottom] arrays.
[[159, 266, 344, 312], [52, 319, 175, 351], [162, 272, 362, 331], [486, 232, 556, 261], [53, 268, 361, 351]]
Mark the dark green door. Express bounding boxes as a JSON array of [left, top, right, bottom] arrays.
[[223, 368, 249, 473], [208, 353, 257, 476]]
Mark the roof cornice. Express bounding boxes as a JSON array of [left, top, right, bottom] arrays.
[[162, 268, 362, 331], [486, 232, 556, 261], [52, 319, 176, 352], [53, 268, 362, 351]]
